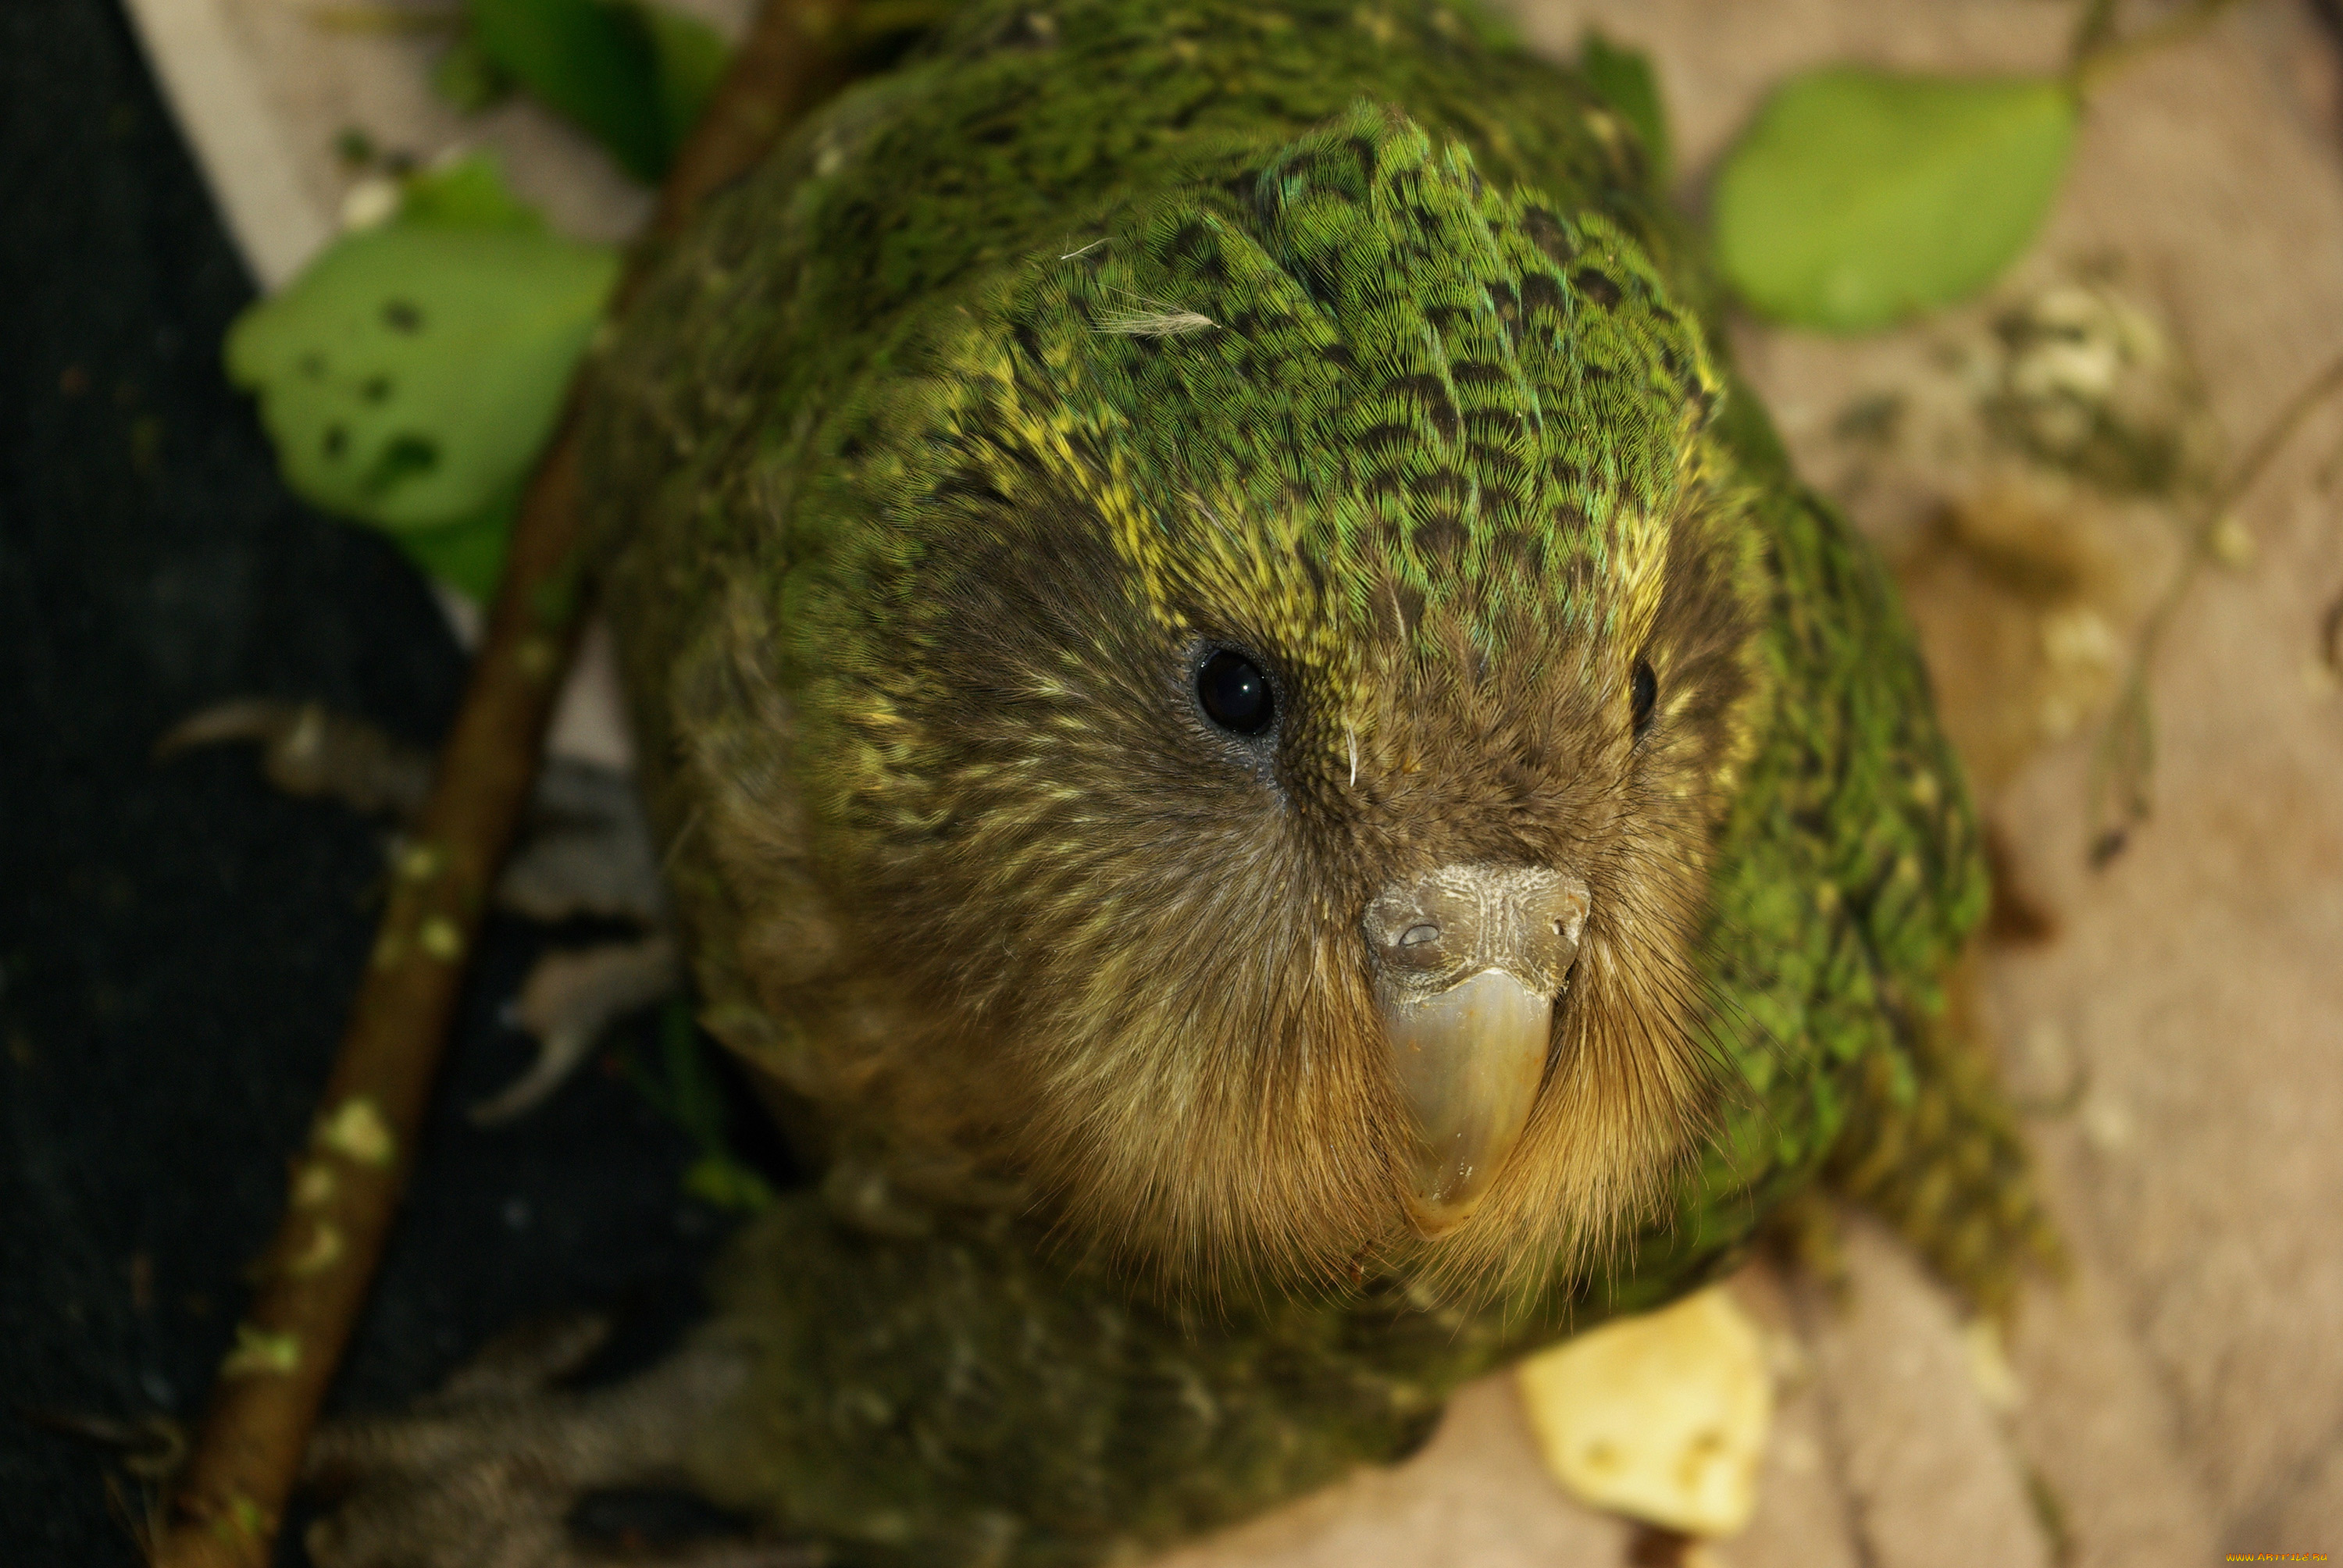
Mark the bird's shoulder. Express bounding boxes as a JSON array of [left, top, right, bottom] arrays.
[[1653, 407, 1988, 1281]]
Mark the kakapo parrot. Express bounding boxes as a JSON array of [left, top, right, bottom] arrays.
[[302, 2, 2053, 1562]]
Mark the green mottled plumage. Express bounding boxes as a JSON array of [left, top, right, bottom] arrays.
[[575, 2, 2042, 1561]]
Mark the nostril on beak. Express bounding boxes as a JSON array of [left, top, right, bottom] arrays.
[[1544, 886, 1590, 952], [1365, 866, 1591, 985], [1363, 863, 1594, 1233]]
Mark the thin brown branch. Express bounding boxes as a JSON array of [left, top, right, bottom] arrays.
[[2066, 0, 2124, 73], [2088, 346, 2343, 864], [148, 5, 861, 1563], [2069, 0, 2252, 95]]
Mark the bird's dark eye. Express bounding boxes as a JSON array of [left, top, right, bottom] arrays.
[[1196, 648, 1276, 736], [1630, 657, 1658, 739]]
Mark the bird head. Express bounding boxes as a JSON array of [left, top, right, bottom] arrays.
[[783, 104, 1770, 1298]]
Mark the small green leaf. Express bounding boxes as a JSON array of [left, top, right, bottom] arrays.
[[430, 33, 516, 113], [683, 1153, 776, 1213], [333, 127, 378, 168], [1580, 30, 1670, 189], [470, 0, 670, 180], [465, 0, 731, 183], [617, 1002, 777, 1211], [636, 2, 731, 153], [1714, 69, 2078, 332], [225, 156, 616, 563], [385, 487, 518, 599], [395, 153, 547, 230], [658, 993, 724, 1142]]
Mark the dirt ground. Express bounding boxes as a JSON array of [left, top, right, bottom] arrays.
[[27, 0, 2343, 1563]]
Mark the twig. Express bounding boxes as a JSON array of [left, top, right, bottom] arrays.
[[2067, 0, 2124, 70], [2087, 347, 2343, 864], [148, 5, 862, 1563], [2069, 0, 2252, 96]]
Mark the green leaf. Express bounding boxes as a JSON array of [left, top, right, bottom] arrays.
[[384, 487, 518, 599], [1580, 30, 1670, 189], [683, 1153, 776, 1213], [658, 993, 724, 1142], [394, 152, 547, 230], [470, 0, 669, 180], [617, 1002, 776, 1212], [637, 2, 731, 153], [224, 157, 616, 554], [1713, 69, 2077, 332], [430, 34, 516, 113], [465, 0, 732, 183]]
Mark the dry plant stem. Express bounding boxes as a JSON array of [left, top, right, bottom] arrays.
[[2069, 0, 2252, 95], [150, 5, 859, 1563], [2067, 0, 2123, 66], [2088, 347, 2343, 863], [148, 437, 589, 1568]]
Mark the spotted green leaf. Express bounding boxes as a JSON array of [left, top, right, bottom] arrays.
[[1714, 69, 2077, 332], [225, 155, 618, 596]]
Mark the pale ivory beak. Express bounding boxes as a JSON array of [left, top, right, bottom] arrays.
[[1364, 863, 1589, 1238], [1381, 968, 1557, 1237]]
